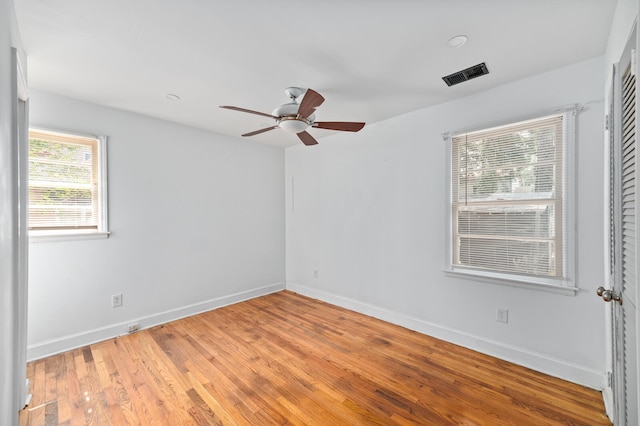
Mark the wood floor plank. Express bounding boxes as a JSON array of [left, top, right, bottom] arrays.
[[219, 306, 440, 422], [24, 290, 611, 425], [27, 402, 47, 426], [130, 331, 208, 425], [109, 336, 172, 424], [240, 296, 510, 424], [30, 359, 46, 409]]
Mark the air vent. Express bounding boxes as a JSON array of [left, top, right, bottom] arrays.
[[442, 62, 489, 87]]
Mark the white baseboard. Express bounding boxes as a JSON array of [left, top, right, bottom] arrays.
[[27, 282, 286, 361], [286, 282, 604, 390], [602, 382, 614, 421], [24, 378, 32, 407]]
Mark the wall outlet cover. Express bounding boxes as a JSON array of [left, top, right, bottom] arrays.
[[112, 293, 123, 308], [496, 308, 509, 323]]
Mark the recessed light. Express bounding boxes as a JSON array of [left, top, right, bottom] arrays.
[[166, 94, 180, 101], [447, 35, 468, 48]]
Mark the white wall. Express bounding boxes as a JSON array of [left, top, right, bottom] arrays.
[[286, 57, 606, 389], [604, 0, 637, 88], [0, 0, 27, 423], [27, 90, 285, 359]]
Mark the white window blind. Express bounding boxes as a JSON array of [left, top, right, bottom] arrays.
[[450, 112, 573, 284], [28, 129, 103, 232]]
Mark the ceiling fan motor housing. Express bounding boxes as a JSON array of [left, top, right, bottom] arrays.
[[272, 102, 299, 117]]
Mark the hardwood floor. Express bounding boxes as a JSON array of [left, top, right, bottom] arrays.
[[21, 291, 610, 425]]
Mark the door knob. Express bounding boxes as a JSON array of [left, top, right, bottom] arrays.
[[596, 286, 622, 305]]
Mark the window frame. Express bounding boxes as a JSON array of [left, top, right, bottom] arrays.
[[28, 127, 109, 242], [443, 106, 577, 294]]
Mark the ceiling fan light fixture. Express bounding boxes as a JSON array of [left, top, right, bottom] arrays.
[[278, 117, 309, 134]]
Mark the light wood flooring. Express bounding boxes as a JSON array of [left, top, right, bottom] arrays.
[[21, 290, 611, 425]]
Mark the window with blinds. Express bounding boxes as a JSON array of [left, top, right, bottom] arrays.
[[28, 129, 107, 236], [449, 112, 573, 285]]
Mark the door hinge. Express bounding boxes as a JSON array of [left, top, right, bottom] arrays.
[[607, 371, 613, 387], [605, 114, 609, 131]]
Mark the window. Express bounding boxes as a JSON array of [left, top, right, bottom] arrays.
[[446, 110, 575, 289], [28, 128, 108, 239]]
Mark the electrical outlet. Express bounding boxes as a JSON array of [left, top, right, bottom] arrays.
[[112, 293, 123, 308], [128, 324, 140, 333], [496, 308, 508, 323]]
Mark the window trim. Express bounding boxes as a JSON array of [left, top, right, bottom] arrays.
[[28, 126, 110, 242], [442, 105, 577, 294]]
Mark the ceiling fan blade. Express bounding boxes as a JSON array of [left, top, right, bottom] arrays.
[[220, 105, 279, 120], [242, 126, 278, 137], [297, 89, 325, 119], [297, 131, 319, 146], [314, 121, 365, 132]]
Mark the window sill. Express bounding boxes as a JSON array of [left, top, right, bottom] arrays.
[[443, 267, 579, 296], [29, 231, 110, 243]]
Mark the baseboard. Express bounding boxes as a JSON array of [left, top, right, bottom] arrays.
[[602, 383, 614, 422], [27, 282, 286, 361], [286, 282, 604, 390]]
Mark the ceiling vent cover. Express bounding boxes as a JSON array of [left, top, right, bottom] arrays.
[[442, 62, 489, 87]]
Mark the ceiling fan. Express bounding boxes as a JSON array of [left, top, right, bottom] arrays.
[[220, 87, 365, 146]]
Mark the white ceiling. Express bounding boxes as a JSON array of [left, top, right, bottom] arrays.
[[14, 0, 617, 148]]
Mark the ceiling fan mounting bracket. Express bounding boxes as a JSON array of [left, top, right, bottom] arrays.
[[284, 87, 305, 102]]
